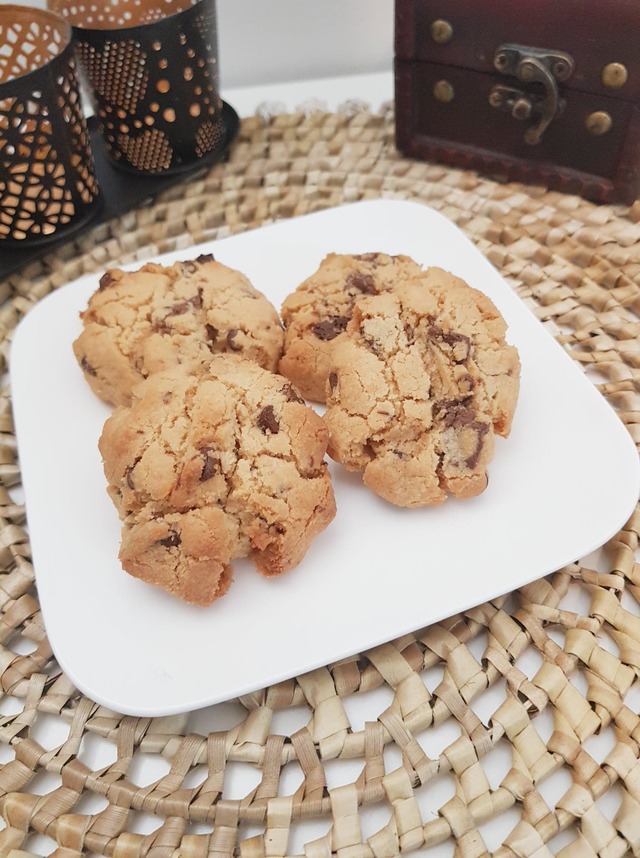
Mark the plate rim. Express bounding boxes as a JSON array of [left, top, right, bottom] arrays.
[[10, 198, 640, 716]]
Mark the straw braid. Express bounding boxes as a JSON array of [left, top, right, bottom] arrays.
[[0, 105, 638, 857]]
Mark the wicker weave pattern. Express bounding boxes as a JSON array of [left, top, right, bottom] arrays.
[[0, 106, 638, 857]]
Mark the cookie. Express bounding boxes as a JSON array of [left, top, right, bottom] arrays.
[[279, 253, 424, 402], [324, 268, 520, 507], [99, 355, 336, 605], [74, 255, 284, 406]]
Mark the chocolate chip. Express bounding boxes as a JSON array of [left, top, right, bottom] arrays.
[[312, 315, 350, 341], [200, 448, 220, 481], [80, 356, 97, 377], [281, 383, 304, 403], [257, 405, 279, 434], [165, 300, 191, 317], [328, 372, 338, 389], [443, 331, 471, 360], [158, 531, 181, 548], [429, 326, 471, 363], [361, 328, 383, 356], [183, 253, 215, 273], [458, 374, 475, 393], [435, 397, 475, 429], [437, 399, 490, 469], [125, 456, 141, 489], [165, 293, 203, 317], [226, 329, 242, 351], [347, 272, 377, 295], [152, 320, 172, 334], [354, 253, 380, 265], [466, 423, 490, 469], [98, 272, 116, 290], [205, 324, 219, 343]]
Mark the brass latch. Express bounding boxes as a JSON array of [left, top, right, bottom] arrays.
[[489, 44, 574, 145]]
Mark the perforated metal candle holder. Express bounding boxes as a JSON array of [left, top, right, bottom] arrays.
[[50, 0, 226, 175], [0, 6, 100, 245]]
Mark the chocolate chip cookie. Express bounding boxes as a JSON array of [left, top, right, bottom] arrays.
[[279, 253, 424, 402], [99, 355, 336, 605], [324, 269, 520, 507], [74, 255, 284, 406]]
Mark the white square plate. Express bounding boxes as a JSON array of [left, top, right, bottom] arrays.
[[11, 200, 639, 716]]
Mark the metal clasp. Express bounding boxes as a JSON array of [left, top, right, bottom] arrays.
[[489, 44, 574, 145]]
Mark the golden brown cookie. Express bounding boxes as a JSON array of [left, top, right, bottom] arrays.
[[74, 255, 284, 406], [99, 355, 336, 605], [324, 268, 520, 507], [279, 253, 424, 402]]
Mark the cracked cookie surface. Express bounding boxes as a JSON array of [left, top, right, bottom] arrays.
[[99, 355, 336, 606], [324, 268, 520, 507], [279, 253, 423, 402], [74, 255, 284, 406]]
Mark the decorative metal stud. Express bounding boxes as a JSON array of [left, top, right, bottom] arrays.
[[433, 80, 455, 102], [430, 19, 453, 44], [512, 98, 532, 121], [602, 62, 628, 89], [585, 111, 612, 135]]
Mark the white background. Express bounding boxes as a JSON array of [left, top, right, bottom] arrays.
[[0, 0, 394, 90]]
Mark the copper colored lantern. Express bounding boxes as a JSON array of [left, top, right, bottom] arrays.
[[0, 5, 100, 245], [49, 0, 228, 175]]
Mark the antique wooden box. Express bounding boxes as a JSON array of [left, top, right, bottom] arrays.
[[394, 0, 640, 203]]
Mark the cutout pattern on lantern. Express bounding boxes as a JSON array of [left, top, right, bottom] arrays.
[[0, 8, 99, 243]]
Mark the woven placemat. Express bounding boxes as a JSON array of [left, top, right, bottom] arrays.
[[0, 104, 639, 858]]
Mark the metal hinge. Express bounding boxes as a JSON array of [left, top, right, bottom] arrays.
[[489, 44, 575, 145]]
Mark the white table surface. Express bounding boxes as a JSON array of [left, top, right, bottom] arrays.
[[221, 71, 395, 117]]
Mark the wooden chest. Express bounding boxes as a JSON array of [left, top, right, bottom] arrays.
[[394, 0, 640, 204]]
